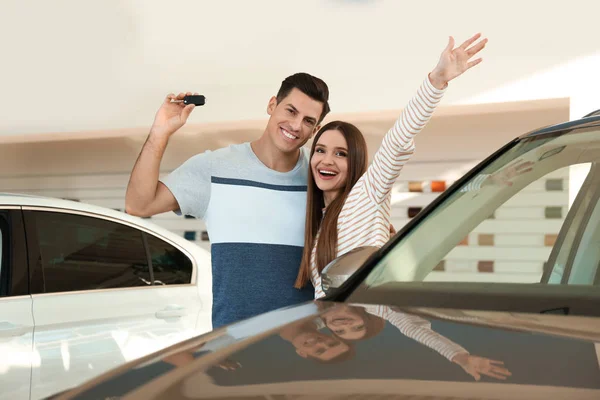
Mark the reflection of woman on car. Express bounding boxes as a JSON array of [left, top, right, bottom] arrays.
[[279, 318, 355, 363], [321, 304, 512, 381], [292, 33, 488, 298]]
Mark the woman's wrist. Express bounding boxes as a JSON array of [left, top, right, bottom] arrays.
[[428, 71, 448, 90]]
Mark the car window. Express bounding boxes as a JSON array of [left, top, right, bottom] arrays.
[[0, 218, 4, 281], [145, 233, 193, 285], [0, 214, 10, 291], [548, 170, 600, 285], [32, 211, 151, 293], [567, 197, 600, 285], [365, 126, 600, 291]]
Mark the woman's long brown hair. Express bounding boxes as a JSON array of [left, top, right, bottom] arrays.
[[294, 121, 368, 289]]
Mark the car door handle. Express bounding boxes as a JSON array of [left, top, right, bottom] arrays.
[[155, 305, 186, 320]]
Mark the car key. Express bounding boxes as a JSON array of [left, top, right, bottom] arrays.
[[170, 95, 206, 106]]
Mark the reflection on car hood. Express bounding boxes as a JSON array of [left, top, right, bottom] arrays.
[[53, 302, 600, 400]]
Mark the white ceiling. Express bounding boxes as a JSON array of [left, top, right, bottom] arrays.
[[2, 0, 599, 138]]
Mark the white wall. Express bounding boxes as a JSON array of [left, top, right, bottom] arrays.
[[1, 0, 598, 139]]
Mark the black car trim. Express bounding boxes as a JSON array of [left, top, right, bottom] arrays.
[[0, 210, 29, 297], [582, 109, 600, 118], [349, 282, 600, 317], [519, 114, 600, 138]]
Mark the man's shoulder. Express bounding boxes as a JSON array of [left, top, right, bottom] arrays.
[[186, 142, 250, 164], [202, 142, 249, 158]]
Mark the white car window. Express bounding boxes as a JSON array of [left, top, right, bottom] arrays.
[[0, 227, 3, 280], [145, 234, 193, 285], [32, 211, 152, 293], [30, 211, 193, 294], [0, 214, 7, 284]]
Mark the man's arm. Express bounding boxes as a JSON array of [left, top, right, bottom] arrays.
[[125, 92, 197, 217]]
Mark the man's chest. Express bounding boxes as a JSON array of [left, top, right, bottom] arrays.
[[205, 179, 308, 246]]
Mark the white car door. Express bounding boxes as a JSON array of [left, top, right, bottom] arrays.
[[24, 210, 201, 400], [0, 209, 35, 400], [0, 297, 35, 400]]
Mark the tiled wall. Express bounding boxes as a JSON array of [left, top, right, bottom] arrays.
[[390, 167, 570, 283]]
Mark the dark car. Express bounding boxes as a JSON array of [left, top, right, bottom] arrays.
[[51, 113, 600, 399]]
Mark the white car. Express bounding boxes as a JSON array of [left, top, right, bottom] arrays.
[[0, 193, 212, 400]]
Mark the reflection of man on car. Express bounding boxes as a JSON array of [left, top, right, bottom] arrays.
[[320, 304, 512, 381]]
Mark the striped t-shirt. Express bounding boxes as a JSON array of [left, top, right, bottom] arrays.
[[363, 305, 467, 361], [162, 143, 314, 328], [311, 77, 446, 298]]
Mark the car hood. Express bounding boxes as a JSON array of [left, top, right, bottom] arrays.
[[54, 301, 600, 400]]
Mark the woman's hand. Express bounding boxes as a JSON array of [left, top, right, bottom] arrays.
[[452, 353, 512, 381], [429, 33, 488, 90]]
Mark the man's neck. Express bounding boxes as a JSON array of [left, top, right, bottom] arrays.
[[251, 135, 301, 173]]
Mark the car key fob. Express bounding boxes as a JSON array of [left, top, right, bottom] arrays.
[[183, 95, 205, 106], [171, 95, 206, 106]]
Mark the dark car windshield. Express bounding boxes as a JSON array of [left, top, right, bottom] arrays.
[[354, 124, 600, 303]]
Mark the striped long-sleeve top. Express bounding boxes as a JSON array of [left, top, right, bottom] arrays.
[[311, 77, 446, 298], [363, 304, 468, 361]]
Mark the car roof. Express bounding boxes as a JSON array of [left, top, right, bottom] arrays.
[[0, 192, 175, 235], [520, 114, 600, 138]]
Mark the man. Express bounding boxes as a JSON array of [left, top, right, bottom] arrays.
[[125, 73, 330, 328]]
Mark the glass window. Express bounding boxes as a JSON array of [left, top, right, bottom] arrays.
[[365, 127, 600, 291], [552, 180, 600, 285], [0, 214, 10, 289], [145, 234, 193, 285], [32, 211, 151, 293], [0, 219, 4, 281]]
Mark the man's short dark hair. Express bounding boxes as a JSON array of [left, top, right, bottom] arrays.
[[276, 73, 330, 124]]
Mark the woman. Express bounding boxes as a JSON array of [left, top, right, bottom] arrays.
[[294, 33, 487, 297]]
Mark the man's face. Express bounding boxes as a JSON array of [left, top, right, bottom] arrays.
[[291, 331, 350, 361], [265, 88, 323, 154]]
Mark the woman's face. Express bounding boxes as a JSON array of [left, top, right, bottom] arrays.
[[324, 307, 367, 340], [310, 129, 349, 198]]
